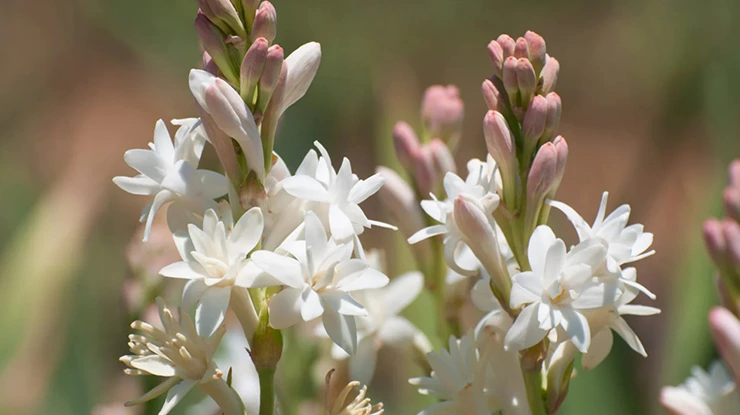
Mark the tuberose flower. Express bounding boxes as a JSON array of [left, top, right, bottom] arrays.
[[661, 361, 740, 415]]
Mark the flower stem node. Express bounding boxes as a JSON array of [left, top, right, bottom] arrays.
[[251, 300, 284, 371]]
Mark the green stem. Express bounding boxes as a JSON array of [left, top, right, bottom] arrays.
[[258, 368, 276, 415], [199, 377, 245, 415], [523, 369, 548, 415]]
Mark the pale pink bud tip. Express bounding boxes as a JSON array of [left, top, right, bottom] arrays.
[[428, 139, 456, 176], [708, 306, 740, 381], [392, 121, 420, 171], [421, 85, 464, 144], [704, 219, 729, 270], [497, 34, 516, 58], [541, 56, 560, 95], [514, 37, 529, 60], [482, 79, 500, 111], [251, 1, 277, 43], [542, 93, 562, 144], [522, 95, 548, 150], [524, 31, 547, 73], [487, 41, 504, 77], [528, 142, 558, 203], [724, 187, 740, 223]]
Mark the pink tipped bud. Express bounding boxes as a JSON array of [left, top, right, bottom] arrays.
[[256, 44, 284, 113], [487, 40, 504, 78], [482, 79, 500, 111], [497, 34, 516, 58], [708, 307, 740, 381], [541, 92, 562, 144], [525, 31, 547, 74], [550, 136, 569, 196], [729, 159, 740, 188], [414, 145, 437, 197], [483, 111, 518, 204], [723, 219, 740, 270], [502, 57, 519, 103], [251, 1, 277, 43], [541, 56, 560, 95], [197, 0, 245, 36], [522, 95, 548, 154], [421, 85, 464, 147], [240, 37, 269, 100], [195, 11, 239, 84], [516, 58, 537, 107], [725, 187, 740, 224], [392, 121, 420, 172], [260, 61, 288, 169], [704, 218, 730, 271], [514, 37, 530, 59], [428, 138, 456, 178], [527, 142, 558, 206], [203, 52, 220, 76]]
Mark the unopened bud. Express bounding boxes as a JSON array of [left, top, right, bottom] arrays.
[[453, 194, 510, 298], [546, 341, 577, 414], [540, 56, 560, 95], [516, 58, 537, 107], [729, 160, 740, 188], [522, 95, 548, 156], [541, 93, 562, 144], [482, 79, 500, 111], [414, 145, 437, 197], [708, 307, 740, 380], [526, 142, 558, 232], [242, 0, 260, 30], [421, 85, 464, 147], [723, 220, 740, 271], [483, 111, 518, 205], [195, 11, 239, 84], [256, 44, 284, 113], [240, 37, 268, 100], [502, 57, 519, 104], [429, 139, 456, 182], [705, 218, 729, 272], [252, 299, 284, 370], [524, 31, 547, 75], [514, 37, 529, 59], [197, 0, 245, 37], [260, 62, 288, 172], [203, 52, 220, 76], [251, 1, 277, 43], [487, 40, 504, 78], [550, 136, 568, 196], [497, 34, 516, 58], [392, 121, 420, 172], [376, 167, 425, 241], [725, 187, 740, 224]]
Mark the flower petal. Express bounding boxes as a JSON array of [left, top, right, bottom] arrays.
[[348, 173, 384, 204], [322, 307, 358, 355], [159, 261, 205, 280], [229, 206, 264, 254], [528, 225, 557, 277], [113, 175, 161, 195], [129, 355, 177, 377], [560, 307, 591, 353], [281, 175, 331, 202], [504, 303, 548, 351], [124, 149, 169, 183], [329, 204, 355, 242], [380, 271, 424, 316], [268, 288, 305, 329], [408, 225, 447, 244], [153, 119, 175, 163], [349, 336, 378, 384], [300, 287, 324, 321], [582, 328, 613, 370], [251, 251, 305, 288], [321, 291, 367, 316], [159, 379, 197, 415], [282, 42, 322, 114], [195, 286, 231, 337], [182, 278, 209, 311], [510, 272, 544, 309]]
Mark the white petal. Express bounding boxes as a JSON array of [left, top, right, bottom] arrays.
[[282, 42, 322, 113], [304, 211, 328, 261], [349, 336, 378, 384], [660, 387, 713, 415], [153, 119, 175, 163], [321, 291, 367, 316], [610, 316, 646, 356], [408, 225, 447, 244], [471, 277, 501, 312], [281, 175, 331, 202], [528, 225, 557, 277], [322, 308, 358, 355], [618, 304, 660, 316], [195, 286, 231, 337], [329, 204, 355, 242], [377, 316, 418, 345], [543, 239, 567, 286], [295, 149, 319, 177], [159, 379, 197, 415], [269, 288, 305, 329], [251, 251, 305, 288], [113, 175, 161, 195], [182, 278, 209, 311], [420, 199, 445, 223], [380, 272, 424, 316], [548, 199, 592, 241], [159, 261, 205, 280], [130, 355, 177, 377], [560, 308, 591, 353], [510, 272, 544, 309], [348, 173, 384, 204], [143, 190, 177, 242], [300, 287, 324, 321], [572, 282, 621, 309], [504, 303, 548, 350], [335, 262, 389, 291], [124, 149, 169, 183], [229, 207, 264, 254], [443, 172, 466, 199], [196, 170, 229, 199], [582, 328, 613, 370]]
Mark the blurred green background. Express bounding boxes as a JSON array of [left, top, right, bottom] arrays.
[[2, 0, 740, 414]]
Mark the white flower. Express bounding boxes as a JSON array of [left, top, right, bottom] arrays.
[[279, 141, 395, 253], [505, 225, 619, 353], [120, 299, 225, 415], [250, 211, 389, 354], [409, 156, 505, 276], [159, 206, 263, 337], [548, 191, 656, 298], [409, 333, 492, 415], [113, 119, 228, 241], [328, 379, 384, 415], [282, 42, 322, 115], [661, 361, 740, 415], [330, 271, 429, 384]]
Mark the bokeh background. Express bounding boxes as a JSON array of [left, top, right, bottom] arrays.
[[2, 0, 740, 414]]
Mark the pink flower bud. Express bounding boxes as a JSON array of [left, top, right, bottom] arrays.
[[514, 37, 529, 59], [483, 111, 518, 204], [527, 142, 558, 228], [541, 92, 562, 144], [709, 307, 740, 382], [487, 40, 504, 78], [550, 135, 569, 196], [203, 51, 220, 76], [240, 37, 268, 100], [723, 219, 740, 269], [421, 85, 464, 147], [541, 56, 560, 95], [197, 0, 245, 36], [392, 121, 420, 172], [414, 145, 437, 197], [195, 11, 239, 84], [256, 44, 284, 113], [725, 187, 740, 224], [502, 57, 519, 104], [729, 160, 740, 188], [482, 79, 500, 111], [497, 34, 516, 58], [428, 138, 456, 178], [704, 218, 729, 270], [260, 61, 288, 171], [251, 1, 277, 43], [376, 167, 425, 241], [522, 95, 548, 155], [516, 58, 537, 107], [524, 31, 547, 74]]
